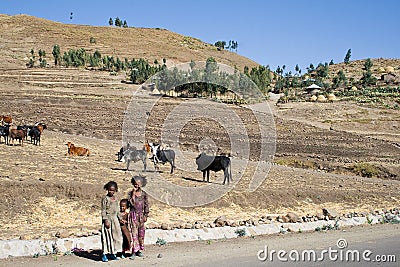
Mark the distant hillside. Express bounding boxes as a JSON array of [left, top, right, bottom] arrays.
[[0, 14, 259, 70]]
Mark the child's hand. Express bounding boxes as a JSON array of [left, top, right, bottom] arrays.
[[104, 220, 111, 229], [143, 216, 147, 222], [120, 219, 127, 224]]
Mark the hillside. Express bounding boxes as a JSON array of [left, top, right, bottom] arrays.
[[0, 14, 259, 71]]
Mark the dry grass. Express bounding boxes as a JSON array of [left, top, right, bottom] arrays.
[[0, 14, 259, 71]]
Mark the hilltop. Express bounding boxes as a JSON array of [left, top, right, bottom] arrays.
[[0, 14, 259, 70]]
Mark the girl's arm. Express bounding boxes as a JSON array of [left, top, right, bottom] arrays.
[[128, 190, 134, 206], [101, 196, 110, 228], [101, 196, 108, 221]]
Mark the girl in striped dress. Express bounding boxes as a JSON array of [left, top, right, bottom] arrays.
[[101, 181, 123, 262]]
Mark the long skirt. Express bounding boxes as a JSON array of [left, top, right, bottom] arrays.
[[101, 216, 123, 255], [128, 211, 146, 253]]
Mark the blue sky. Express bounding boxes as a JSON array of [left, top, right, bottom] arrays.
[[2, 0, 399, 73]]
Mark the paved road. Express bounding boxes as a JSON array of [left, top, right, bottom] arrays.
[[0, 224, 399, 267]]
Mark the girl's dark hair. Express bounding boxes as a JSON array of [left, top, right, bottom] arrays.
[[104, 181, 118, 191], [120, 198, 129, 206], [131, 175, 147, 187]]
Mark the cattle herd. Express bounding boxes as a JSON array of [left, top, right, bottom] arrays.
[[0, 115, 46, 147], [117, 141, 232, 185], [1, 114, 233, 185]]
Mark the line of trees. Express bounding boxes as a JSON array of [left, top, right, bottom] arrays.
[[153, 57, 262, 103], [109, 17, 128, 28], [214, 40, 238, 52], [50, 44, 166, 82]]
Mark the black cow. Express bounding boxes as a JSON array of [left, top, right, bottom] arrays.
[[0, 125, 9, 144], [149, 143, 175, 174], [195, 152, 232, 185], [117, 144, 147, 172], [29, 127, 41, 145]]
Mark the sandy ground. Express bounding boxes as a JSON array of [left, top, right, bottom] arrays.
[[0, 67, 399, 240]]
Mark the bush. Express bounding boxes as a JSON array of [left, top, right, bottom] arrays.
[[156, 237, 167, 246], [352, 163, 379, 178], [234, 228, 246, 237]]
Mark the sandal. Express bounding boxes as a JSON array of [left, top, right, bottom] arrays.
[[101, 254, 108, 262], [109, 254, 119, 260], [136, 251, 144, 257]]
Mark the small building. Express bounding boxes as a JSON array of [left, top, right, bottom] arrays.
[[305, 83, 321, 94]]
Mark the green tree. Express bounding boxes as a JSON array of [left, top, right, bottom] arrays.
[[316, 63, 329, 79], [214, 41, 226, 50], [344, 49, 351, 64], [363, 58, 373, 70], [360, 58, 377, 86], [115, 17, 122, 27], [306, 63, 314, 73], [295, 64, 300, 75], [109, 17, 113, 26], [123, 20, 128, 28], [52, 45, 61, 66], [332, 70, 347, 88]]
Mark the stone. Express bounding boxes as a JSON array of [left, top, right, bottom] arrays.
[[157, 253, 163, 258], [214, 216, 228, 227], [55, 229, 70, 238], [161, 223, 170, 230], [322, 208, 338, 219], [286, 212, 300, 223], [184, 223, 193, 229]]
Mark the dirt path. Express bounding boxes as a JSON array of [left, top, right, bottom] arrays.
[[0, 223, 398, 267]]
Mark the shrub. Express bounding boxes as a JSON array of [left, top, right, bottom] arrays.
[[234, 228, 246, 237], [352, 163, 379, 178], [156, 237, 167, 246]]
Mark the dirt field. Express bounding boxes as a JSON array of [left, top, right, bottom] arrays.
[[0, 67, 399, 240]]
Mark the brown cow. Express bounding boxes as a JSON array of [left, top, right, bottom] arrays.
[[1, 115, 12, 125], [9, 128, 27, 146], [34, 123, 47, 134], [66, 142, 90, 156]]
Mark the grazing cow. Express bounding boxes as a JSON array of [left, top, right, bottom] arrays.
[[66, 142, 90, 156], [117, 144, 147, 171], [195, 152, 232, 185], [0, 125, 10, 144], [9, 128, 27, 146], [1, 115, 12, 125], [148, 142, 175, 174], [29, 127, 41, 145]]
